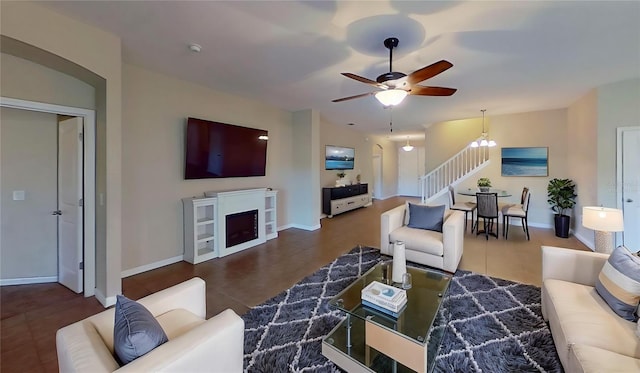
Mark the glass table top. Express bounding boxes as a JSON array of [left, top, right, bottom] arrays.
[[328, 262, 451, 345]]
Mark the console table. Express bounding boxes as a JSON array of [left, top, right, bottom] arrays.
[[322, 184, 370, 217]]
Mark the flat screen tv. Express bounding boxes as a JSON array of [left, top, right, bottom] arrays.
[[325, 145, 355, 170], [185, 117, 268, 179]]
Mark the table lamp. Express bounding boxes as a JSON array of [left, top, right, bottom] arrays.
[[582, 206, 624, 254]]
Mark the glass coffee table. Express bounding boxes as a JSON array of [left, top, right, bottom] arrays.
[[322, 262, 451, 373]]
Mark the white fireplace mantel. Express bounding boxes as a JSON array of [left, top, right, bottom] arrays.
[[204, 188, 272, 257]]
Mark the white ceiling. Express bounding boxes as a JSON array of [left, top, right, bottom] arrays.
[[38, 1, 640, 141]]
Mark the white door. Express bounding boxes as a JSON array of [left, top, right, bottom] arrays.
[[58, 117, 83, 292], [373, 155, 382, 199], [619, 127, 640, 251], [397, 147, 421, 197]]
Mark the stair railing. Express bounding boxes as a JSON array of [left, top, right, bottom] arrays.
[[419, 140, 490, 203]]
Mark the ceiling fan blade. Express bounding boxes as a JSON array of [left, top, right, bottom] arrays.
[[410, 86, 457, 96], [332, 92, 376, 103], [341, 73, 387, 88], [407, 60, 453, 85]]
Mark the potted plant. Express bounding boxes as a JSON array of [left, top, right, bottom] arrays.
[[547, 178, 577, 238], [336, 171, 347, 187], [477, 178, 492, 192]]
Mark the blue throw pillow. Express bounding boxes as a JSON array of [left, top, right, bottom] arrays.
[[407, 204, 445, 232], [595, 246, 640, 322], [113, 295, 168, 365]]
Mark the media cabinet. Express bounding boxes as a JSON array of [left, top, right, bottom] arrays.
[[322, 184, 370, 217]]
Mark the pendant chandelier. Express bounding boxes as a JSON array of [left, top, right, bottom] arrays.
[[470, 109, 496, 148], [402, 137, 414, 152]]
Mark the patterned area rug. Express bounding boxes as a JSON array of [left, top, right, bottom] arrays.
[[242, 246, 562, 372]]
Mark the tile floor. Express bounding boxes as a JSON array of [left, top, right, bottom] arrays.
[[0, 197, 589, 372]]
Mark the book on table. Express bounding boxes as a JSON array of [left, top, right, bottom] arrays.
[[361, 280, 407, 313], [362, 299, 407, 318]]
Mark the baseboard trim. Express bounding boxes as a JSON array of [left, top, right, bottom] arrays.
[[121, 255, 184, 278], [94, 288, 116, 308], [0, 276, 57, 286], [279, 223, 321, 231], [573, 232, 595, 251]]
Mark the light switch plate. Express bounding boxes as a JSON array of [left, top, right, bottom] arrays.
[[13, 190, 25, 201]]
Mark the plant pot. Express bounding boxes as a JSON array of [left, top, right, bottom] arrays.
[[554, 214, 571, 238], [479, 187, 490, 192]]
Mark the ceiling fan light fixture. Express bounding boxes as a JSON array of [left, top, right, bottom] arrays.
[[488, 140, 496, 147], [479, 138, 489, 147], [470, 141, 479, 148], [375, 89, 407, 106]]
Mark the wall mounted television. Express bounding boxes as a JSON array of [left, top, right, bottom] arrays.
[[325, 145, 355, 170], [185, 117, 268, 179]]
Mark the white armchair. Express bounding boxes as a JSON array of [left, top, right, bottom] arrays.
[[380, 204, 465, 273], [56, 277, 244, 372]]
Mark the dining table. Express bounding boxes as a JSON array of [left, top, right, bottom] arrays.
[[458, 188, 512, 197]]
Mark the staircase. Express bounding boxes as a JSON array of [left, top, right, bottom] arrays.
[[419, 141, 491, 203]]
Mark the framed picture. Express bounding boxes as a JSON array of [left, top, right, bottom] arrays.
[[501, 147, 548, 176]]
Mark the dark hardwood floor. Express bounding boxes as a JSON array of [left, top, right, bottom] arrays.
[[0, 197, 589, 372]]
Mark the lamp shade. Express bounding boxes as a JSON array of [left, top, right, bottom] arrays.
[[582, 206, 624, 232], [375, 89, 407, 106]]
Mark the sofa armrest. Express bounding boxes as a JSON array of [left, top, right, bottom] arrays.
[[57, 320, 120, 373], [380, 204, 406, 255], [117, 309, 245, 373], [541, 246, 608, 287], [442, 210, 465, 273]]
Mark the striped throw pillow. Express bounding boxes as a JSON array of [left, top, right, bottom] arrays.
[[595, 246, 640, 322]]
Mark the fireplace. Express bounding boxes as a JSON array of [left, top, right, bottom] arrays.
[[226, 209, 258, 248]]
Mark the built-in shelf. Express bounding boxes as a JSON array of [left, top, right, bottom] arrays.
[[182, 196, 217, 264], [265, 190, 278, 240]]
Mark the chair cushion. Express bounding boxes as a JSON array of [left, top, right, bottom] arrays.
[[390, 226, 444, 256], [114, 295, 169, 364], [595, 246, 640, 321], [451, 202, 476, 212], [502, 204, 525, 217], [407, 203, 445, 232]]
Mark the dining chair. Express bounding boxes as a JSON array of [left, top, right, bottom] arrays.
[[475, 193, 499, 240], [502, 188, 531, 240], [448, 185, 477, 232]]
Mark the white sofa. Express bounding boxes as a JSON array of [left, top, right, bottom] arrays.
[[56, 277, 245, 372], [380, 204, 464, 273], [541, 246, 640, 373]]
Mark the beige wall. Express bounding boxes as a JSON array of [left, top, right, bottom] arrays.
[[368, 135, 399, 199], [597, 78, 640, 207], [425, 117, 483, 172], [1, 53, 96, 109], [0, 108, 57, 279], [2, 1, 122, 303], [447, 109, 569, 228], [567, 89, 598, 245], [122, 64, 295, 271], [291, 109, 320, 229], [319, 119, 373, 190]]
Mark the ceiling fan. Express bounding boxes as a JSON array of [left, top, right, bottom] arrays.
[[332, 37, 457, 106]]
